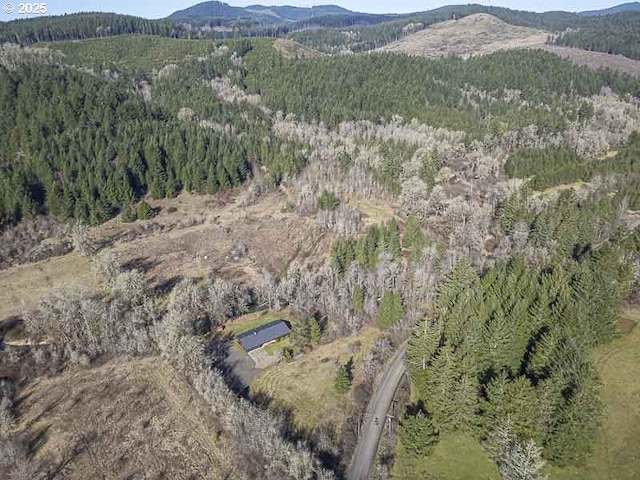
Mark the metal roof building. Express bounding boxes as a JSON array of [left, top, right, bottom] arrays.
[[236, 320, 291, 352]]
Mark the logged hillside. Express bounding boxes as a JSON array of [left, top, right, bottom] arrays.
[[378, 14, 548, 58]]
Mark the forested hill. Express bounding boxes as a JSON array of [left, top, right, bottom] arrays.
[[579, 1, 640, 16], [553, 11, 640, 60], [0, 13, 186, 45], [168, 1, 357, 24]]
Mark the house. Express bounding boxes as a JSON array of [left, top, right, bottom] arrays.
[[236, 320, 291, 352]]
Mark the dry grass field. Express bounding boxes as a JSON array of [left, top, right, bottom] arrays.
[[0, 188, 328, 324], [0, 254, 94, 322], [251, 327, 380, 431], [17, 357, 240, 479], [274, 38, 323, 59]]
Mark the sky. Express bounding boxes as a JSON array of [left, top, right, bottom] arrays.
[[0, 0, 629, 21]]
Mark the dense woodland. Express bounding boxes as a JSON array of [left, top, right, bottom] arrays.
[[240, 44, 639, 134], [554, 12, 640, 61], [0, 44, 305, 227]]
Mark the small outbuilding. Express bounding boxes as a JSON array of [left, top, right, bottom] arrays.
[[236, 320, 290, 352]]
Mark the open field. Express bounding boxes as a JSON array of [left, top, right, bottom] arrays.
[[539, 45, 640, 78], [17, 357, 238, 479], [393, 433, 500, 480], [0, 189, 327, 325], [549, 309, 640, 480], [274, 38, 323, 59], [251, 327, 380, 431], [379, 14, 548, 59], [43, 35, 216, 71], [0, 254, 94, 322]]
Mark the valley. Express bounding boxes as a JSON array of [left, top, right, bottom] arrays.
[[1, 3, 640, 480]]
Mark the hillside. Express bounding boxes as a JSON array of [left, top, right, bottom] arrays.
[[168, 0, 358, 24], [376, 13, 640, 76], [579, 1, 640, 16], [378, 13, 548, 58]]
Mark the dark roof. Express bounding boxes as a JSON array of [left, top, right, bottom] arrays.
[[236, 320, 290, 351]]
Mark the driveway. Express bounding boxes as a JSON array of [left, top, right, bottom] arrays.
[[348, 344, 407, 480], [224, 344, 262, 388]]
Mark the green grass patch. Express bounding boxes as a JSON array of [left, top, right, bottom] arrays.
[[225, 311, 287, 336], [43, 35, 216, 71], [393, 433, 500, 480], [548, 309, 640, 480], [264, 336, 291, 355]]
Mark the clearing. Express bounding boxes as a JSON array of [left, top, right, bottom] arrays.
[[379, 13, 640, 76], [16, 357, 241, 479], [251, 327, 380, 431], [0, 254, 94, 323], [393, 433, 500, 480], [274, 38, 323, 59], [378, 14, 548, 59], [0, 189, 326, 323], [42, 35, 217, 71]]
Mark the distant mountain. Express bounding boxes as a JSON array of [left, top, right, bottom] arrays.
[[578, 2, 640, 16], [168, 1, 361, 25]]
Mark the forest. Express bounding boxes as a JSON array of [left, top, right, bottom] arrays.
[[554, 12, 640, 61], [240, 44, 639, 134], [0, 45, 305, 228]]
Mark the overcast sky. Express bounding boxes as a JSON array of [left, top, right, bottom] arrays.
[[1, 0, 627, 21]]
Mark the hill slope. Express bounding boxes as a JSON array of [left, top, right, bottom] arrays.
[[579, 2, 640, 16], [169, 1, 358, 24], [378, 13, 548, 58]]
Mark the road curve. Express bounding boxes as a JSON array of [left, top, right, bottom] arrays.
[[348, 343, 407, 480]]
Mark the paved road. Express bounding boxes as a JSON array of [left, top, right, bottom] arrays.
[[348, 344, 407, 480]]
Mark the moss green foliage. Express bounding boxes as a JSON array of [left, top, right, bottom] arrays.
[[403, 217, 428, 260], [398, 410, 440, 456], [330, 220, 402, 273], [333, 359, 353, 394], [0, 13, 186, 46], [136, 200, 156, 220], [377, 290, 404, 329], [505, 133, 640, 209], [407, 241, 632, 465], [0, 43, 306, 228], [318, 190, 340, 211], [241, 45, 639, 136], [46, 35, 217, 71], [309, 318, 321, 346], [120, 204, 137, 223]]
